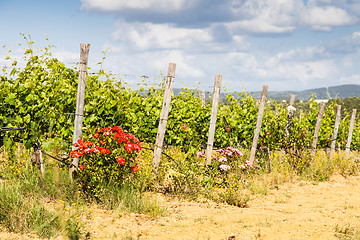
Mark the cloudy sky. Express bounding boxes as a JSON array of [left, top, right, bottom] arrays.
[[1, 0, 360, 92]]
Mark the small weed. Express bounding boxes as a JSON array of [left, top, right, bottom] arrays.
[[274, 192, 290, 204], [121, 235, 134, 240], [335, 223, 360, 240], [256, 219, 272, 227]]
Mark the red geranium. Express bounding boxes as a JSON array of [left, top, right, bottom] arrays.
[[131, 165, 138, 172], [72, 126, 142, 192], [117, 157, 125, 165]]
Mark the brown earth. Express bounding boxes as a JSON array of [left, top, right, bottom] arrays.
[[1, 174, 360, 240]]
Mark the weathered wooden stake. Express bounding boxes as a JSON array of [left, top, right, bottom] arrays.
[[69, 43, 90, 180], [329, 105, 341, 160], [201, 90, 206, 107], [249, 85, 268, 164], [285, 94, 296, 137], [311, 103, 325, 156], [345, 109, 357, 158], [39, 147, 44, 177], [205, 74, 222, 164], [153, 63, 176, 171], [289, 94, 296, 106], [31, 141, 44, 178]]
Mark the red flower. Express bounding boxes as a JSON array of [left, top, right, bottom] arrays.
[[91, 147, 99, 153], [70, 150, 78, 158], [133, 144, 142, 153], [116, 157, 125, 165], [131, 165, 138, 173], [99, 140, 106, 145], [127, 133, 135, 140], [79, 165, 85, 171], [112, 126, 122, 133], [125, 143, 133, 153], [117, 136, 128, 143], [99, 147, 110, 154]]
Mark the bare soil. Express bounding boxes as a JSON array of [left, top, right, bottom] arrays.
[[1, 174, 360, 240]]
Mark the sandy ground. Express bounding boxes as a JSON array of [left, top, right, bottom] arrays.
[[1, 174, 360, 240]]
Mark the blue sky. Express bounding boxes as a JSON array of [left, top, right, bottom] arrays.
[[1, 0, 360, 92]]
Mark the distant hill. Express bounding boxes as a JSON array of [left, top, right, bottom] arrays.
[[148, 84, 360, 101], [243, 84, 360, 100]]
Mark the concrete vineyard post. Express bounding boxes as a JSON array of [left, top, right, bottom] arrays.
[[249, 85, 268, 164], [206, 74, 222, 164], [152, 63, 176, 171], [69, 43, 90, 180]]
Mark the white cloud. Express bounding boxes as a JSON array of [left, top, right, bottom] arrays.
[[227, 0, 299, 34], [338, 74, 360, 85], [300, 6, 358, 30], [53, 50, 79, 63], [81, 0, 197, 12], [227, 19, 295, 34], [111, 21, 213, 51], [151, 50, 206, 79], [76, 0, 360, 91]]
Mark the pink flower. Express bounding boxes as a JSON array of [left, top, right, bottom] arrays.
[[240, 165, 246, 169], [216, 149, 224, 154], [219, 164, 231, 171], [245, 160, 252, 167], [197, 151, 205, 157], [225, 151, 233, 156], [219, 157, 227, 162], [234, 149, 243, 156]]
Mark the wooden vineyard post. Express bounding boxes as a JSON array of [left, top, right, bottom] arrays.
[[329, 105, 341, 160], [345, 109, 357, 158], [69, 43, 90, 180], [289, 94, 296, 106], [249, 85, 268, 164], [39, 146, 44, 177], [285, 94, 296, 137], [201, 90, 206, 107], [152, 63, 176, 172], [205, 74, 222, 165], [31, 141, 45, 178], [311, 103, 325, 156]]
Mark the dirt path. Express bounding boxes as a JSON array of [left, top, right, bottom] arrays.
[[86, 174, 360, 240], [1, 174, 360, 239]]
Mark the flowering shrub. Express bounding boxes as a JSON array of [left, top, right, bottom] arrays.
[[198, 147, 260, 187], [213, 147, 244, 172], [71, 126, 142, 196]]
